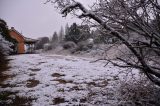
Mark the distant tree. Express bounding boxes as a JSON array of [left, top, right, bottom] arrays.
[[35, 37, 49, 50], [59, 26, 64, 42], [0, 19, 17, 53], [79, 24, 91, 42], [92, 29, 106, 44], [65, 23, 69, 36], [65, 23, 91, 44], [51, 31, 58, 43]]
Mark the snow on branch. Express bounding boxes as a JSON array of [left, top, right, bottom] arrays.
[[61, 2, 106, 27], [61, 2, 87, 16]]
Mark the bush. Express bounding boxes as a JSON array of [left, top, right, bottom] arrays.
[[76, 39, 94, 51], [62, 41, 77, 49], [35, 37, 49, 50], [117, 79, 160, 106], [43, 43, 52, 51]]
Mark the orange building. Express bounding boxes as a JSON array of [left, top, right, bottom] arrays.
[[9, 27, 37, 54]]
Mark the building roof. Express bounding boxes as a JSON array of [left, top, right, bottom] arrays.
[[24, 37, 37, 44], [10, 27, 37, 44]]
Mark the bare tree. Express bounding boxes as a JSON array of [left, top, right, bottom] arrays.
[[46, 0, 160, 86]]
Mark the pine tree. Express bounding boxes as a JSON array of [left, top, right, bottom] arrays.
[[65, 23, 69, 36], [59, 26, 64, 42], [65, 23, 91, 43], [51, 31, 58, 43], [65, 23, 81, 43]]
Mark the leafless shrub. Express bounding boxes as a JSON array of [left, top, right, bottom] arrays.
[[117, 79, 160, 106]]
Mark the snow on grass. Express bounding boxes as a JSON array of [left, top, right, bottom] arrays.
[[0, 54, 140, 105]]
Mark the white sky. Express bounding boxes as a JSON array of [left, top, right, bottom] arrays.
[[0, 0, 94, 39]]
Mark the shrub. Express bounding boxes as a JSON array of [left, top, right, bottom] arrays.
[[76, 39, 94, 51], [43, 43, 52, 51], [35, 37, 49, 50], [62, 41, 77, 49], [117, 79, 160, 106], [0, 34, 13, 55], [0, 34, 12, 73]]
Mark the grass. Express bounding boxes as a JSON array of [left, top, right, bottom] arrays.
[[0, 56, 11, 84], [0, 91, 36, 106], [0, 54, 37, 105]]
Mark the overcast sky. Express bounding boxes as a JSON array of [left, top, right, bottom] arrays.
[[0, 0, 94, 39]]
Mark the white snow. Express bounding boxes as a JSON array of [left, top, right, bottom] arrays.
[[0, 54, 140, 105], [0, 33, 13, 55]]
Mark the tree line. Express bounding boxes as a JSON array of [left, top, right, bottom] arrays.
[[47, 0, 160, 86]]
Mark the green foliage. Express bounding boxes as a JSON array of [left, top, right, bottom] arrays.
[[51, 32, 58, 43], [65, 23, 91, 44], [0, 19, 13, 72], [0, 19, 17, 54], [65, 23, 69, 36], [59, 26, 64, 42], [0, 19, 17, 44]]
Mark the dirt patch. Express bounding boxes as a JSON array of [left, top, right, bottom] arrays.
[[0, 74, 10, 84], [38, 62, 46, 65], [53, 97, 65, 105], [26, 79, 40, 88], [53, 79, 73, 84], [29, 73, 36, 76], [0, 91, 36, 106], [80, 98, 87, 103], [29, 68, 41, 72], [87, 82, 97, 86], [87, 80, 108, 87], [52, 73, 65, 77]]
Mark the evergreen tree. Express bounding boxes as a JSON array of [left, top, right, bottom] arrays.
[[59, 26, 64, 42], [51, 31, 58, 43], [65, 23, 69, 36], [65, 23, 91, 44], [65, 23, 81, 43], [0, 19, 17, 53]]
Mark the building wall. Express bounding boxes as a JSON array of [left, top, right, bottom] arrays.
[[9, 30, 25, 54]]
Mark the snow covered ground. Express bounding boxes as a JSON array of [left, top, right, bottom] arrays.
[[0, 54, 140, 106]]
